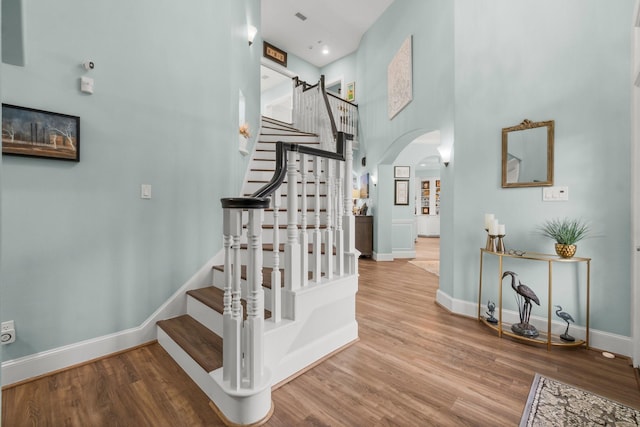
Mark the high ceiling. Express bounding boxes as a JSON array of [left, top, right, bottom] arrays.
[[261, 0, 395, 68]]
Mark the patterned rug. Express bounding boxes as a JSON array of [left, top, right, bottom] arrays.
[[408, 260, 439, 276], [520, 373, 640, 426]]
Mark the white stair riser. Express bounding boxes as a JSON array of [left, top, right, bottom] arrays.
[[187, 296, 223, 337], [242, 210, 328, 225], [258, 134, 319, 143], [244, 180, 328, 193], [249, 159, 322, 171]]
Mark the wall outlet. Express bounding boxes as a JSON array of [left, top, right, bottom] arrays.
[[1, 320, 16, 344]]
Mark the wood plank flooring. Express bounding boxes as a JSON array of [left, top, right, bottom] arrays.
[[3, 238, 639, 426]]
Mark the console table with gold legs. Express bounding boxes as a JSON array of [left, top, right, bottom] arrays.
[[478, 248, 591, 350]]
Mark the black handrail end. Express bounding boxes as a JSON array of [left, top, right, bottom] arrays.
[[221, 197, 270, 210]]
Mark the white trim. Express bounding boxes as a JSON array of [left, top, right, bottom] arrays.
[[392, 250, 416, 259], [436, 289, 633, 357], [260, 57, 296, 79], [1, 251, 224, 386], [372, 252, 394, 261]]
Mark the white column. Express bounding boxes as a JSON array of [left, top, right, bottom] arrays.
[[343, 138, 357, 274]]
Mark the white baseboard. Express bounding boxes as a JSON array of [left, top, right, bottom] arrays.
[[436, 289, 633, 357], [392, 250, 416, 259], [1, 251, 223, 387], [373, 252, 394, 261]]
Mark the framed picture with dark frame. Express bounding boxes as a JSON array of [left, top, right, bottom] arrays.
[[394, 165, 410, 178], [394, 179, 409, 205], [2, 104, 80, 162]]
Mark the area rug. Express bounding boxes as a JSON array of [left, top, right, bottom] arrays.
[[520, 373, 640, 426], [408, 260, 439, 276]]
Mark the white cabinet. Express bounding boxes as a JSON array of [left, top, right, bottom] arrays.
[[416, 177, 440, 237], [416, 214, 440, 237]]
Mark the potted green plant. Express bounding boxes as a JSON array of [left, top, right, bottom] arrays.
[[538, 217, 590, 258]]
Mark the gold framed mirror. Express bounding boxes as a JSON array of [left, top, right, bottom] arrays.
[[501, 119, 554, 188]]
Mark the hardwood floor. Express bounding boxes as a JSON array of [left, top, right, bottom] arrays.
[[3, 242, 639, 426]]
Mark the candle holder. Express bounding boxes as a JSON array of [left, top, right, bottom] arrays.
[[485, 228, 492, 251], [496, 234, 506, 253], [486, 234, 498, 252]]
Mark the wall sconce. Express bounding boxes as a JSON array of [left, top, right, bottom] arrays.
[[438, 145, 452, 167], [247, 25, 258, 46]]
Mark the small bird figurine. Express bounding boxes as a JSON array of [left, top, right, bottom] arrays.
[[486, 300, 498, 324], [555, 305, 575, 342]]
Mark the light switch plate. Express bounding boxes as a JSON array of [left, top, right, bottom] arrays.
[[542, 186, 568, 201], [141, 184, 152, 199]]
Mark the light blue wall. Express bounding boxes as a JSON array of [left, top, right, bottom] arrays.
[[357, 0, 633, 337], [321, 52, 357, 98], [353, 0, 455, 257], [282, 52, 321, 84], [449, 0, 634, 335], [1, 0, 261, 360]]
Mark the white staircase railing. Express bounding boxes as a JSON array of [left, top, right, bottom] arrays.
[[219, 133, 355, 422], [215, 74, 359, 424], [293, 76, 359, 151]]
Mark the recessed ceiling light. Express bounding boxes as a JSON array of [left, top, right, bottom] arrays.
[[322, 46, 329, 55]]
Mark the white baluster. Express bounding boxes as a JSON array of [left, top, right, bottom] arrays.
[[223, 208, 242, 390], [335, 159, 344, 276], [245, 208, 265, 388], [270, 190, 281, 323], [312, 157, 322, 283], [299, 154, 309, 287], [285, 150, 301, 294], [324, 159, 334, 280]]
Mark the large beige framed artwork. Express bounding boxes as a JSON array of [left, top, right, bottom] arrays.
[[388, 36, 413, 119]]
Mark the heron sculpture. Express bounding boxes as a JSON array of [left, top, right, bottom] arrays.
[[502, 271, 540, 337], [555, 305, 575, 342]]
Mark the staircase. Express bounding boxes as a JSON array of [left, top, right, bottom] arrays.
[[156, 107, 359, 425]]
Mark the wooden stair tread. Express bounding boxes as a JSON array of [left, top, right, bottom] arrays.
[[259, 224, 327, 230], [187, 285, 273, 318], [209, 265, 282, 289], [211, 265, 318, 287], [239, 242, 336, 255], [242, 193, 327, 198], [156, 315, 222, 373]]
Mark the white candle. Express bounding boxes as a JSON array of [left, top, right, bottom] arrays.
[[498, 224, 505, 235], [489, 219, 499, 235], [484, 214, 494, 230]]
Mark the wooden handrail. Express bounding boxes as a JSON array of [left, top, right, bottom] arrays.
[[221, 133, 347, 209], [327, 91, 358, 107]]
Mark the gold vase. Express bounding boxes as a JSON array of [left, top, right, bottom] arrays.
[[555, 243, 577, 258]]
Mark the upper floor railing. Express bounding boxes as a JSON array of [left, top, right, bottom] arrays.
[[292, 76, 358, 151]]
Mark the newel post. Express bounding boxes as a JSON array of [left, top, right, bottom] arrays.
[[342, 138, 357, 274]]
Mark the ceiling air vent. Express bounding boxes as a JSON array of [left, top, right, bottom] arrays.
[[295, 12, 307, 21]]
